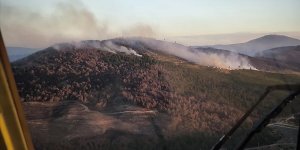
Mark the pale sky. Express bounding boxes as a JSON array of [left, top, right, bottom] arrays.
[[1, 0, 300, 48]]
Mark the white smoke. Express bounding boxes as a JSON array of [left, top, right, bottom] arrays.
[[52, 40, 143, 57], [102, 41, 142, 57], [121, 37, 256, 70], [0, 1, 158, 48], [52, 37, 256, 70]]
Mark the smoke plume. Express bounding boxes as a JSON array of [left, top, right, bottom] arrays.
[[120, 37, 256, 69], [122, 23, 156, 38], [53, 37, 256, 70], [0, 1, 157, 48]]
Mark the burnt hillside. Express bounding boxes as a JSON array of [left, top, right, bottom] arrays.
[[12, 46, 300, 149], [12, 48, 172, 110]]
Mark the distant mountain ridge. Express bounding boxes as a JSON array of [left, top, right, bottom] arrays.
[[256, 45, 300, 67], [192, 46, 300, 72], [7, 47, 39, 62], [208, 35, 300, 56]]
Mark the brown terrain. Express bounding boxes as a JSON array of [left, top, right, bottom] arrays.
[[12, 44, 300, 149]]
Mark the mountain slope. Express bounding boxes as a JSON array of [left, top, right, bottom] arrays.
[[53, 37, 300, 72], [12, 40, 300, 149], [16, 38, 300, 72], [16, 37, 300, 73], [256, 45, 300, 65], [209, 35, 300, 56], [43, 37, 255, 70], [192, 46, 300, 72]]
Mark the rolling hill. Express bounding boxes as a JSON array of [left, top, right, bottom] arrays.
[[192, 46, 300, 72], [208, 35, 300, 56], [17, 37, 300, 73], [12, 37, 300, 149], [256, 45, 300, 65]]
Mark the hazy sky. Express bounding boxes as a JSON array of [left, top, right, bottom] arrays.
[[1, 0, 300, 48]]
